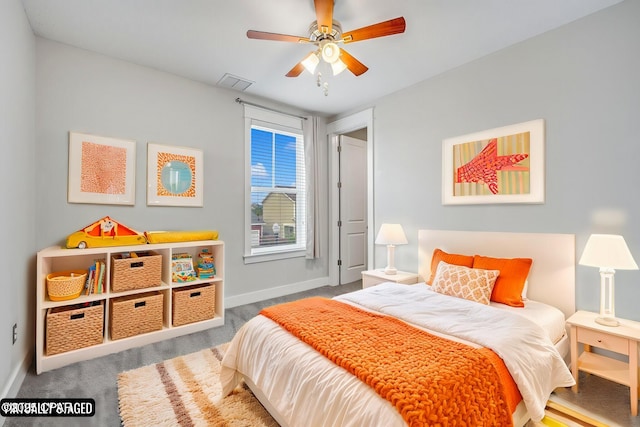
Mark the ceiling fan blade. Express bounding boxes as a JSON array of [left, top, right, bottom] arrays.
[[286, 61, 305, 78], [339, 49, 368, 76], [342, 17, 406, 43], [314, 0, 333, 34], [247, 30, 309, 43]]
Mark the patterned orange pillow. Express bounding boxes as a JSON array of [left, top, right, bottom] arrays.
[[427, 248, 474, 285], [431, 262, 500, 305], [472, 255, 533, 307]]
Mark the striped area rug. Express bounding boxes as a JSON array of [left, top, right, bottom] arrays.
[[117, 344, 278, 426]]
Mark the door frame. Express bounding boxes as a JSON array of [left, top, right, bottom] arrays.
[[326, 108, 374, 285]]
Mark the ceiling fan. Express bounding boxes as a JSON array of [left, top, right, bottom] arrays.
[[246, 0, 406, 79]]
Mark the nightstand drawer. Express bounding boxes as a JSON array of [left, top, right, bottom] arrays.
[[361, 270, 418, 289], [362, 275, 387, 288], [577, 328, 628, 354]]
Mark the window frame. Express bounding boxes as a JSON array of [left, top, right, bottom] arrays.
[[243, 105, 306, 264]]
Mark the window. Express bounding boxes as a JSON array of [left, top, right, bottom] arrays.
[[244, 105, 306, 262]]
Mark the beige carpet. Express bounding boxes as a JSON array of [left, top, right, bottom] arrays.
[[117, 343, 278, 427]]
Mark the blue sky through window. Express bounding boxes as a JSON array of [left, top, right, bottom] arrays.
[[251, 128, 297, 203]]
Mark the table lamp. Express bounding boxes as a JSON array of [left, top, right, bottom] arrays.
[[579, 234, 638, 326], [375, 224, 408, 275]]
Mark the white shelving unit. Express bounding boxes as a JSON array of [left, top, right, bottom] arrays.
[[36, 240, 224, 374]]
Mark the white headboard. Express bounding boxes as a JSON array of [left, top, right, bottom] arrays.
[[418, 229, 576, 319]]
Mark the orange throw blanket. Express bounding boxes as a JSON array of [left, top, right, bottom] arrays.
[[261, 297, 520, 427]]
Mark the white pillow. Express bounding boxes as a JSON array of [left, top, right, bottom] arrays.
[[431, 261, 500, 305]]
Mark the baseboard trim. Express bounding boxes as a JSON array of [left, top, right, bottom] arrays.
[[1, 350, 32, 423], [225, 277, 329, 308]]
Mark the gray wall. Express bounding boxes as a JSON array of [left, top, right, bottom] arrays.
[[0, 0, 37, 399], [35, 39, 330, 305], [364, 0, 640, 321]]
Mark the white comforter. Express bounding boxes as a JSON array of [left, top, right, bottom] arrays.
[[336, 283, 576, 422], [221, 283, 575, 425]]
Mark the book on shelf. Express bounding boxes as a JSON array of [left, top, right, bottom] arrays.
[[84, 259, 105, 295], [95, 259, 105, 294], [171, 253, 197, 283], [93, 261, 100, 294], [84, 265, 96, 296]]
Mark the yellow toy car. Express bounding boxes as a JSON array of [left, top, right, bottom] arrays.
[[66, 216, 147, 249]]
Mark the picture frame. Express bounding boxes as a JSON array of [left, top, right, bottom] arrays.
[[442, 119, 545, 205], [68, 132, 136, 205], [147, 143, 203, 207]]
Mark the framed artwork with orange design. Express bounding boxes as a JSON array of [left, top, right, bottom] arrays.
[[68, 132, 136, 205], [146, 143, 203, 207], [442, 119, 545, 205]]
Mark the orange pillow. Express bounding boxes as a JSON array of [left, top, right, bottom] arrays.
[[472, 255, 533, 307], [427, 248, 474, 285]]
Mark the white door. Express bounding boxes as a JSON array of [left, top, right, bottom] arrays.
[[339, 135, 367, 284]]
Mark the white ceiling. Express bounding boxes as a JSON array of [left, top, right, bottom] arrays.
[[21, 0, 623, 117]]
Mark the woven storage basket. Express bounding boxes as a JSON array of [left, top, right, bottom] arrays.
[[172, 283, 216, 326], [46, 270, 87, 301], [45, 301, 104, 355], [109, 291, 163, 340], [111, 251, 162, 292]]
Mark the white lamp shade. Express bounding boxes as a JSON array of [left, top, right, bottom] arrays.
[[330, 58, 347, 76], [579, 234, 638, 270], [321, 41, 340, 63], [301, 51, 320, 74], [375, 224, 408, 246]]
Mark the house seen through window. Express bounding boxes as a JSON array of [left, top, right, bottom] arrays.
[[250, 125, 306, 255]]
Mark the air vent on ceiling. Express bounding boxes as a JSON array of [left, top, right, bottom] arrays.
[[217, 73, 254, 91]]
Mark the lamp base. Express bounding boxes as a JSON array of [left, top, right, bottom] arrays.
[[595, 268, 619, 327], [383, 244, 397, 275], [595, 316, 620, 327]]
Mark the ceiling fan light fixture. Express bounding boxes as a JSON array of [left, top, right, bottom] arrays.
[[331, 58, 347, 76], [301, 51, 320, 74], [247, 9, 407, 82], [320, 40, 340, 63]]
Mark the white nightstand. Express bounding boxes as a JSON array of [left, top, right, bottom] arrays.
[[567, 310, 640, 416], [361, 270, 419, 289]]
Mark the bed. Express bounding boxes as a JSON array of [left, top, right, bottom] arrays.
[[221, 230, 577, 426]]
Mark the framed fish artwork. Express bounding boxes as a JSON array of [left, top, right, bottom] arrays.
[[442, 119, 545, 205]]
